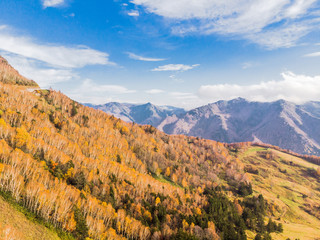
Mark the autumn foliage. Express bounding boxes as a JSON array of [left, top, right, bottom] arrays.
[[0, 57, 278, 239]]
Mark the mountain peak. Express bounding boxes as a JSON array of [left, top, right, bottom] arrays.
[[231, 97, 247, 102]]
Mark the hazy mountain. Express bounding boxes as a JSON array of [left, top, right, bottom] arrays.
[[160, 98, 320, 156], [86, 102, 186, 126]]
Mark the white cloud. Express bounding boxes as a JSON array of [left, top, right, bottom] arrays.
[[127, 10, 140, 17], [127, 52, 166, 61], [198, 72, 320, 103], [304, 51, 320, 57], [246, 23, 311, 49], [131, 0, 320, 48], [170, 91, 198, 100], [78, 79, 136, 94], [242, 62, 254, 69], [67, 79, 136, 104], [152, 64, 199, 72], [42, 0, 65, 8], [145, 89, 164, 94], [1, 53, 75, 88], [241, 61, 260, 69], [0, 26, 115, 88], [169, 74, 184, 83], [0, 28, 114, 68]]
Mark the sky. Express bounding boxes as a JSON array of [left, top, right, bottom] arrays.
[[0, 0, 320, 109]]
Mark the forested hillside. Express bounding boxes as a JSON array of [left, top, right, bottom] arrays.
[[0, 56, 319, 240], [0, 56, 38, 87]]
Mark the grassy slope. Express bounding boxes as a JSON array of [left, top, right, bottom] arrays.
[[0, 195, 61, 240], [239, 147, 320, 240]]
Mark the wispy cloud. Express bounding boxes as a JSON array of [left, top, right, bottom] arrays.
[[0, 26, 114, 68], [242, 61, 259, 69], [198, 71, 320, 103], [0, 25, 114, 88], [1, 53, 76, 87], [127, 52, 166, 62], [42, 0, 65, 8], [145, 89, 164, 94], [169, 92, 197, 100], [67, 79, 136, 104], [127, 10, 140, 17], [152, 64, 199, 72], [304, 52, 320, 57], [78, 79, 135, 94], [169, 74, 184, 83], [132, 0, 320, 48]]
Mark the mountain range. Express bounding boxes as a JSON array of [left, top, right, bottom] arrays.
[[88, 98, 320, 156], [85, 102, 186, 126]]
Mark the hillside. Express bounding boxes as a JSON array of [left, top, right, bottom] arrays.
[[0, 56, 320, 240], [0, 56, 38, 87], [0, 194, 61, 240], [229, 144, 320, 240]]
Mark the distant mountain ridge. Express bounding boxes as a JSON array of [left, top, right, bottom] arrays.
[[86, 102, 186, 126], [88, 98, 320, 156]]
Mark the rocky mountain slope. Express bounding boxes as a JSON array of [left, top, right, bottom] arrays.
[[93, 98, 320, 156], [160, 98, 320, 156], [86, 102, 185, 126]]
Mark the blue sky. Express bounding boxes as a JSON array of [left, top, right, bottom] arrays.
[[0, 0, 320, 109]]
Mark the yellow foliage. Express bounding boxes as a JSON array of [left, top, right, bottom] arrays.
[[171, 173, 177, 182], [165, 167, 171, 177], [155, 197, 161, 206], [116, 222, 121, 232], [195, 207, 202, 215], [31, 108, 38, 115], [143, 210, 152, 221], [182, 219, 189, 231], [14, 127, 30, 148], [0, 118, 6, 127], [181, 178, 188, 188], [65, 167, 74, 178], [40, 161, 46, 168], [156, 168, 162, 176]]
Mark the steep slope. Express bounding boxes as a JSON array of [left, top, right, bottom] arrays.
[[0, 56, 38, 87], [302, 101, 320, 118], [0, 195, 61, 240], [87, 102, 185, 126], [0, 65, 259, 239], [160, 98, 320, 156], [1, 57, 320, 240]]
